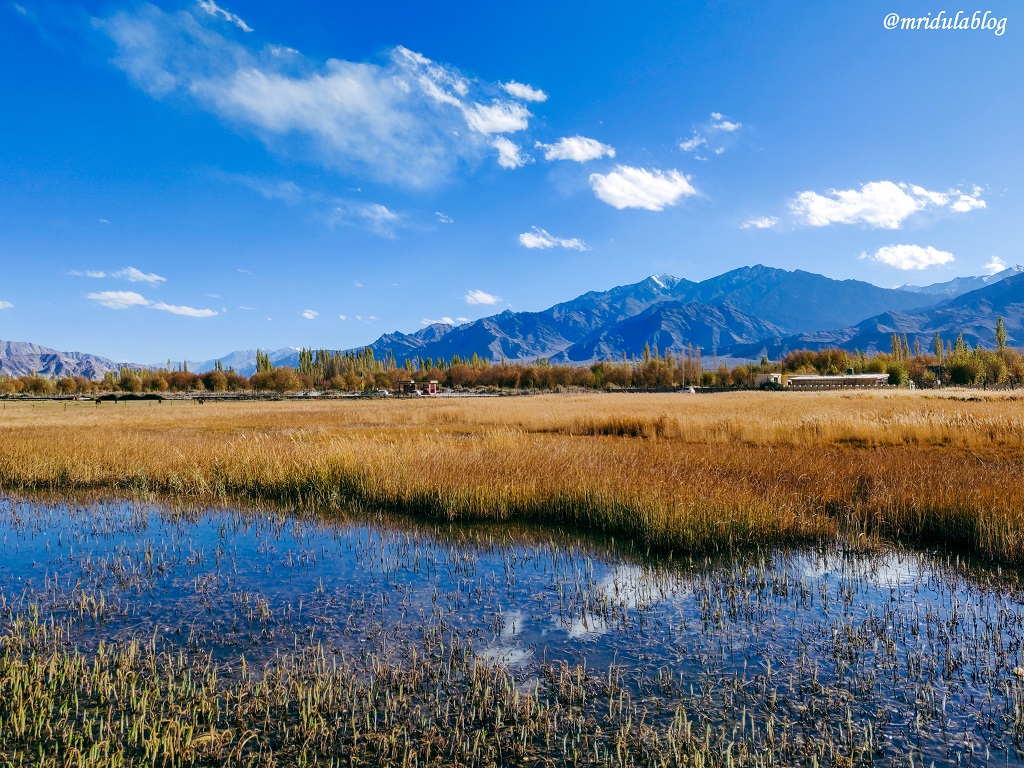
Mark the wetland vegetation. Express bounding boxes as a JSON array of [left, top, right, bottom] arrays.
[[2, 391, 1024, 563], [3, 390, 1024, 765], [4, 498, 1024, 767]]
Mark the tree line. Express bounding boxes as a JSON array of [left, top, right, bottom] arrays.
[[2, 319, 1021, 395]]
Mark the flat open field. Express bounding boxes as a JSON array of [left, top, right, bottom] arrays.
[[2, 389, 1024, 563]]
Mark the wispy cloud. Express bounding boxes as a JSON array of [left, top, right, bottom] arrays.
[[301, 309, 318, 320], [0, 300, 13, 310], [741, 216, 779, 230], [678, 134, 706, 154], [518, 227, 589, 251], [463, 101, 531, 134], [70, 266, 166, 284], [113, 266, 166, 284], [196, 0, 252, 32], [422, 316, 470, 326], [709, 111, 741, 132], [679, 112, 743, 159], [229, 174, 404, 236], [88, 290, 217, 316], [536, 135, 615, 163], [94, 7, 543, 186], [435, 211, 453, 224], [791, 181, 986, 229], [502, 81, 547, 102], [329, 201, 402, 237], [87, 291, 149, 309], [465, 289, 502, 305], [589, 165, 697, 211], [860, 244, 954, 270], [151, 301, 218, 317]]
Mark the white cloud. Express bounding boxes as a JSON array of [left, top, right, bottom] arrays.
[[463, 100, 531, 134], [741, 216, 779, 230], [679, 134, 706, 153], [422, 316, 469, 326], [680, 113, 742, 159], [330, 202, 401, 237], [236, 176, 305, 204], [301, 309, 319, 320], [358, 203, 399, 233], [518, 227, 590, 251], [710, 112, 742, 132], [87, 291, 150, 309], [950, 191, 986, 212], [435, 211, 453, 224], [861, 244, 955, 270], [338, 314, 347, 320], [0, 301, 12, 310], [151, 301, 218, 317], [985, 256, 1007, 274], [493, 137, 529, 169], [196, 0, 252, 32], [589, 165, 697, 211], [113, 266, 166, 284], [536, 135, 615, 162], [88, 290, 217, 315], [354, 281, 363, 288], [95, 7, 540, 187], [502, 81, 547, 102], [69, 266, 166, 283], [237, 268, 252, 275], [791, 181, 986, 229], [465, 289, 502, 305]]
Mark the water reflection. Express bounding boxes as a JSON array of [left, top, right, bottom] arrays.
[[2, 496, 1024, 766]]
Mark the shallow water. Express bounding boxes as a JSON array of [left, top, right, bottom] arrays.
[[2, 496, 1024, 766]]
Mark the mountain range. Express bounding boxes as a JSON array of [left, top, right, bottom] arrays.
[[0, 340, 136, 379], [2, 264, 1021, 378]]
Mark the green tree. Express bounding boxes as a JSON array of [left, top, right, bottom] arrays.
[[996, 316, 1007, 352], [954, 333, 967, 355]]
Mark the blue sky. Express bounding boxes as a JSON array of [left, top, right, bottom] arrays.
[[1, 0, 1020, 363]]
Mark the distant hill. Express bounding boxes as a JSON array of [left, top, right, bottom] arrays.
[[723, 272, 1024, 359], [899, 265, 1024, 299], [0, 340, 138, 379], [671, 265, 938, 334], [551, 300, 786, 363], [356, 274, 691, 365], [7, 265, 1021, 379], [185, 347, 303, 377], [355, 266, 941, 365]]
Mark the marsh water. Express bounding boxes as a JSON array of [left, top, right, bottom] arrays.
[[3, 496, 1024, 767]]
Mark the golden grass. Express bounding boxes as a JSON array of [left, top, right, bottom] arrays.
[[2, 390, 1024, 563]]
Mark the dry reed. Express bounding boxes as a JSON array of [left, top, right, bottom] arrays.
[[2, 390, 1023, 563]]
